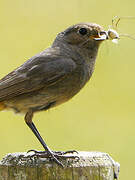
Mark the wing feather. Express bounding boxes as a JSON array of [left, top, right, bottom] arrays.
[[0, 56, 76, 101]]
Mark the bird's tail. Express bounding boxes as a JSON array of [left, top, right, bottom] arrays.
[[0, 102, 6, 110]]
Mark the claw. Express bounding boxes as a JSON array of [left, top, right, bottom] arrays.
[[27, 149, 64, 167], [63, 150, 78, 154], [27, 149, 39, 154], [53, 150, 78, 155], [27, 149, 46, 154], [26, 149, 79, 167]]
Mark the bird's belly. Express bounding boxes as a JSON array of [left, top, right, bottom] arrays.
[[4, 92, 73, 114]]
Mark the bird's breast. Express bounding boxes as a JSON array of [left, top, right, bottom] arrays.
[[44, 61, 94, 106]]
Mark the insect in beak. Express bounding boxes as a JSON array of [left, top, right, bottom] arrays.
[[106, 29, 120, 43], [94, 29, 120, 44], [107, 29, 119, 39], [94, 16, 135, 44]]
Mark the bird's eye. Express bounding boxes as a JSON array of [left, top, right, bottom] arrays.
[[79, 28, 87, 35]]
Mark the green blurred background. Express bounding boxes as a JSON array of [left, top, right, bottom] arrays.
[[0, 0, 135, 179]]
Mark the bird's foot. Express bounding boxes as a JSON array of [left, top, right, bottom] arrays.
[[53, 150, 78, 155], [27, 149, 79, 167]]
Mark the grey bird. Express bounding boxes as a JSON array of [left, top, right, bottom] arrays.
[[0, 23, 107, 166]]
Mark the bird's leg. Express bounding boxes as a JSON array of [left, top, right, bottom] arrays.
[[25, 110, 64, 166], [25, 110, 78, 167]]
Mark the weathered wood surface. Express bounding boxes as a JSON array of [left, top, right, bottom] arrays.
[[0, 151, 120, 180]]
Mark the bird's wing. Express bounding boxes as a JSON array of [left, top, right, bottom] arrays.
[[0, 56, 76, 101]]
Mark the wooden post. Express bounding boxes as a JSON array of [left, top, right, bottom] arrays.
[[0, 151, 120, 180]]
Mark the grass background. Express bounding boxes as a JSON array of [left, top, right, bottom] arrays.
[[0, 0, 135, 179]]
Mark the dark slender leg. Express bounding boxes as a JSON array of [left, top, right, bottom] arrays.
[[25, 110, 64, 167], [26, 122, 50, 152], [24, 110, 78, 167]]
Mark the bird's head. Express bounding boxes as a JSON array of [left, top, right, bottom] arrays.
[[53, 23, 106, 50]]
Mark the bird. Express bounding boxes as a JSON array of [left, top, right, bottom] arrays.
[[0, 22, 107, 166]]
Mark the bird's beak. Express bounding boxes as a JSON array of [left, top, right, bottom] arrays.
[[90, 31, 107, 41]]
